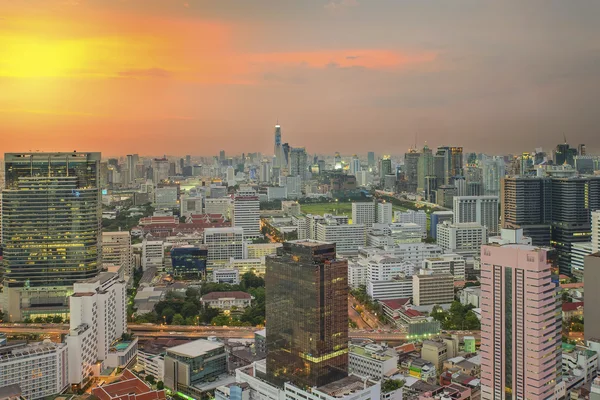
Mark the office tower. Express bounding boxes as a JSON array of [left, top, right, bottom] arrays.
[[126, 154, 139, 183], [274, 124, 283, 168], [260, 159, 271, 183], [226, 165, 235, 184], [501, 176, 552, 246], [422, 254, 466, 281], [0, 340, 69, 399], [379, 156, 392, 182], [219, 150, 226, 162], [404, 149, 420, 193], [376, 201, 392, 224], [593, 210, 600, 253], [316, 219, 366, 254], [281, 143, 291, 170], [152, 158, 170, 183], [571, 242, 593, 281], [367, 151, 375, 167], [142, 239, 164, 270], [430, 211, 454, 239], [436, 185, 456, 208], [289, 147, 308, 178], [317, 159, 326, 174], [554, 142, 578, 166], [417, 145, 434, 192], [266, 240, 348, 388], [170, 245, 208, 277], [480, 244, 561, 400], [436, 222, 487, 257], [453, 196, 499, 235], [67, 272, 129, 387], [1, 152, 101, 321], [551, 177, 600, 275], [579, 144, 587, 156], [232, 189, 260, 238], [102, 232, 133, 277], [520, 152, 534, 175], [203, 227, 245, 266], [395, 210, 427, 237], [349, 155, 361, 176], [334, 152, 342, 170], [433, 153, 446, 186], [352, 202, 376, 227], [482, 157, 505, 198], [412, 272, 454, 307]]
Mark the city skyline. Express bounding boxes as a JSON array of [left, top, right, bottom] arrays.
[[2, 1, 600, 155]]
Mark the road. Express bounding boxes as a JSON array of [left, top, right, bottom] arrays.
[[0, 323, 480, 343]]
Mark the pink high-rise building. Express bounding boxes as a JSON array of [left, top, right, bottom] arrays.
[[480, 244, 561, 400]]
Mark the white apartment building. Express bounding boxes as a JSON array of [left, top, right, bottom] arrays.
[[453, 196, 499, 235], [316, 220, 366, 254], [137, 349, 165, 381], [0, 341, 68, 400], [389, 222, 422, 244], [352, 202, 376, 227], [436, 221, 488, 257], [376, 202, 393, 224], [395, 210, 427, 238], [102, 231, 133, 276], [349, 343, 399, 380], [422, 254, 466, 281], [67, 272, 131, 386], [204, 227, 245, 266], [412, 272, 454, 307], [142, 239, 164, 270], [358, 242, 444, 265], [246, 242, 282, 259], [572, 242, 593, 282], [305, 214, 349, 240], [233, 189, 260, 238], [367, 256, 415, 281], [348, 260, 368, 289], [180, 194, 203, 217], [204, 197, 232, 219], [367, 276, 413, 300]]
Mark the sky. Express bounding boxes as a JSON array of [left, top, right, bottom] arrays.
[[1, 0, 599, 157]]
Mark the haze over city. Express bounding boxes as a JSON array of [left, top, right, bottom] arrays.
[[2, 0, 600, 155]]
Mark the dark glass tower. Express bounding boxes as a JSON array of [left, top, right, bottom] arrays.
[[265, 240, 348, 389]]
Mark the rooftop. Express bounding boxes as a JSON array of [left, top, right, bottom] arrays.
[[92, 370, 166, 400], [349, 344, 394, 361], [201, 291, 252, 301], [562, 302, 584, 312], [316, 375, 375, 396], [166, 339, 223, 358], [380, 298, 411, 310]]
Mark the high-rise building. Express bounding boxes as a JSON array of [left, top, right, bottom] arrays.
[[453, 196, 499, 235], [316, 219, 366, 254], [126, 154, 139, 184], [395, 210, 427, 238], [274, 125, 283, 168], [593, 210, 600, 253], [203, 227, 245, 266], [260, 159, 271, 183], [482, 157, 505, 198], [266, 240, 348, 388], [412, 272, 454, 307], [501, 176, 552, 246], [480, 244, 561, 400], [376, 201, 392, 225], [289, 147, 308, 178], [2, 152, 101, 321], [436, 222, 487, 257], [367, 151, 375, 167], [554, 142, 578, 166], [352, 202, 376, 227], [404, 150, 420, 193], [379, 156, 392, 182], [584, 253, 600, 340], [579, 144, 587, 156], [102, 231, 133, 277], [152, 158, 170, 183], [232, 189, 260, 238], [219, 150, 226, 162], [349, 155, 361, 176], [430, 211, 454, 239], [417, 145, 434, 192]]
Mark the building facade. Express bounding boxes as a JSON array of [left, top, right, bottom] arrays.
[[232, 189, 260, 238], [453, 196, 499, 235]]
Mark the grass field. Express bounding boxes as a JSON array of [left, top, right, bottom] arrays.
[[300, 201, 410, 223]]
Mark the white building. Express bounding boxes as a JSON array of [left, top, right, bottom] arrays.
[[142, 239, 164, 270], [395, 210, 427, 238], [226, 257, 266, 275], [316, 219, 366, 254], [459, 286, 482, 308], [305, 214, 349, 240], [204, 198, 232, 219], [377, 202, 393, 224], [367, 256, 415, 281], [436, 221, 487, 257], [358, 243, 444, 265], [367, 276, 413, 301], [226, 166, 236, 186], [453, 196, 499, 235], [348, 260, 368, 289], [572, 242, 593, 282], [593, 210, 600, 253], [233, 189, 260, 238], [154, 186, 178, 208], [246, 243, 282, 259], [213, 269, 240, 284], [488, 228, 532, 245], [0, 341, 68, 400], [389, 223, 422, 244], [137, 348, 165, 382], [267, 186, 287, 201], [412, 271, 454, 307], [67, 272, 133, 386], [352, 202, 376, 227], [102, 231, 133, 277], [204, 227, 245, 266], [180, 194, 204, 217], [422, 254, 466, 281], [200, 291, 252, 311], [349, 343, 398, 380]]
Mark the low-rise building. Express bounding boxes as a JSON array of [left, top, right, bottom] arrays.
[[349, 343, 398, 379], [92, 369, 166, 400], [562, 343, 598, 384], [200, 291, 253, 311], [421, 340, 448, 372], [422, 254, 466, 281], [213, 269, 241, 284], [563, 302, 584, 321]]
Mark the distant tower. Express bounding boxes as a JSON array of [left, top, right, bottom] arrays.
[[274, 124, 283, 168]]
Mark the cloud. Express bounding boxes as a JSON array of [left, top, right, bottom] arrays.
[[346, 55, 360, 60], [324, 0, 358, 12], [117, 68, 172, 78]]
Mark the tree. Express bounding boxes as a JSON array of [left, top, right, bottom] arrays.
[[241, 271, 264, 289], [172, 314, 185, 326], [185, 288, 200, 301], [52, 315, 64, 324], [211, 314, 232, 326], [161, 307, 176, 324], [181, 302, 199, 319], [156, 381, 164, 390], [382, 379, 405, 393], [464, 311, 481, 330], [145, 375, 156, 385]]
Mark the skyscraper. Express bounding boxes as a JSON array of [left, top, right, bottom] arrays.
[[367, 151, 375, 167], [554, 142, 578, 166], [126, 154, 139, 184], [274, 124, 283, 168], [260, 159, 271, 183], [417, 145, 434, 192], [480, 244, 561, 400], [2, 152, 102, 321], [482, 157, 505, 198], [266, 240, 348, 388], [404, 149, 420, 193], [152, 157, 170, 183], [232, 189, 260, 238], [349, 155, 361, 176], [453, 196, 499, 235], [289, 147, 308, 178], [379, 156, 392, 183]]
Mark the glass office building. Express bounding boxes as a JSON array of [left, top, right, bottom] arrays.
[[170, 245, 208, 277], [265, 240, 348, 389]]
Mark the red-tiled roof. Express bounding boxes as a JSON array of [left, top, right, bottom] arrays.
[[401, 308, 423, 318], [201, 291, 252, 300], [395, 343, 417, 354], [92, 369, 166, 400], [562, 302, 584, 312], [561, 282, 584, 289], [380, 298, 410, 310]]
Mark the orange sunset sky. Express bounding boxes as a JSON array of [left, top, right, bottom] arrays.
[[1, 0, 599, 156]]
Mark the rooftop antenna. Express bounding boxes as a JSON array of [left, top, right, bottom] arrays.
[[563, 133, 567, 144]]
